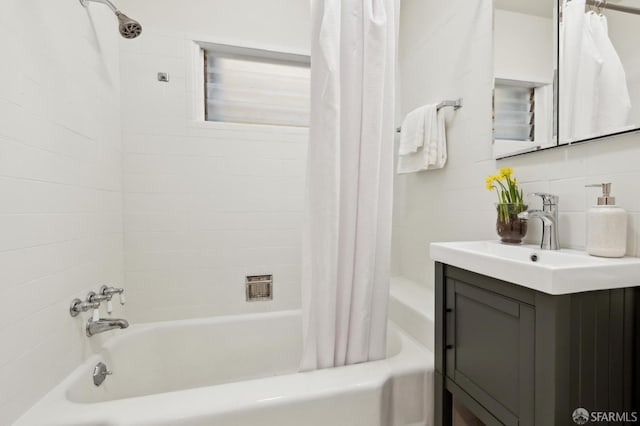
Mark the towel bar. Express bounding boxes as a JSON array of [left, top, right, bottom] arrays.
[[396, 98, 463, 133]]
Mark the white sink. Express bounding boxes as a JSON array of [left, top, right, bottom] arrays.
[[430, 241, 640, 294]]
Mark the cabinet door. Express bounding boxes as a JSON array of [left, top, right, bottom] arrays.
[[445, 278, 534, 426]]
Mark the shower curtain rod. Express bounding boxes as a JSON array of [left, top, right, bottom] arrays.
[[584, 0, 640, 15]]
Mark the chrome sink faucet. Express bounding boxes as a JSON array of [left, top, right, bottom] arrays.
[[518, 193, 560, 250]]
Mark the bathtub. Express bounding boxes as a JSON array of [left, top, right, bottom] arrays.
[[14, 310, 433, 426]]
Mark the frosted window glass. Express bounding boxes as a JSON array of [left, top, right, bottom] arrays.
[[494, 85, 535, 141], [205, 53, 310, 127]]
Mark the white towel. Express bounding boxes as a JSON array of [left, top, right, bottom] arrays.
[[397, 105, 431, 156], [397, 104, 447, 173]]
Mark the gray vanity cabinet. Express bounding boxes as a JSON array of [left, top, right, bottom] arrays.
[[435, 262, 639, 426], [444, 278, 534, 426]]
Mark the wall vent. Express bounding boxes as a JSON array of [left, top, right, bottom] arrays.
[[245, 275, 273, 301]]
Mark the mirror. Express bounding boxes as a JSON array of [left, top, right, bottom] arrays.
[[493, 0, 640, 159], [559, 0, 640, 144], [493, 0, 557, 158]]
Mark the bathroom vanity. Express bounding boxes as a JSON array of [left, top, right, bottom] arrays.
[[431, 242, 640, 426]]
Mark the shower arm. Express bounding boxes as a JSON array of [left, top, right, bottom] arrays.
[[79, 0, 119, 14]]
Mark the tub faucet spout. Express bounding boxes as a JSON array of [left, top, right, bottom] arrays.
[[86, 317, 129, 337]]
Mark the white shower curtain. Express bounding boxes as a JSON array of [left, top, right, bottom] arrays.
[[560, 0, 631, 140], [300, 0, 396, 370]]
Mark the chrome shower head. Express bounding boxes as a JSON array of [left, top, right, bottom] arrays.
[[116, 12, 142, 39], [80, 0, 143, 39]]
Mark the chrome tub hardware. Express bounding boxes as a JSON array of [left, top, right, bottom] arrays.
[[70, 285, 130, 337], [87, 317, 129, 337], [69, 299, 100, 317], [99, 285, 126, 314], [93, 362, 112, 387], [518, 192, 560, 250], [87, 291, 109, 304]]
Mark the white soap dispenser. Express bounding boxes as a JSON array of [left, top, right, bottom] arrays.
[[585, 183, 627, 258]]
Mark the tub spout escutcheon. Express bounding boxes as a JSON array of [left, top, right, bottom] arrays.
[[93, 362, 112, 386]]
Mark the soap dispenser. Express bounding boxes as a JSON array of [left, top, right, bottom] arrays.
[[585, 183, 627, 258]]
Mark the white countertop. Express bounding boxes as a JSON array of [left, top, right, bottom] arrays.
[[430, 240, 640, 295]]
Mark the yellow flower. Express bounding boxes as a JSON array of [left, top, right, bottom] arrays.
[[499, 167, 513, 179], [485, 176, 496, 191]]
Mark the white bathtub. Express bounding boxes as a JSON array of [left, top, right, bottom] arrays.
[[14, 310, 433, 426]]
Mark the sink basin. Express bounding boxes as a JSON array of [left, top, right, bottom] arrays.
[[430, 241, 640, 294]]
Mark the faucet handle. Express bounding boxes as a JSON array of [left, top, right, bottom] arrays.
[[532, 192, 559, 205], [100, 285, 125, 306], [87, 291, 108, 303], [70, 299, 101, 317]]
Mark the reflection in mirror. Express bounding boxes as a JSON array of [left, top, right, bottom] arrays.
[[559, 0, 640, 144], [493, 0, 557, 159]]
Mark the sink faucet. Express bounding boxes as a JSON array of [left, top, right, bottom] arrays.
[[518, 192, 560, 250], [86, 317, 129, 337]]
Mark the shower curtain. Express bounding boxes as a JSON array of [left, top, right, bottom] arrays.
[[560, 0, 631, 141], [300, 0, 396, 370]]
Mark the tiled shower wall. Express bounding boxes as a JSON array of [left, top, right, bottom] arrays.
[[0, 2, 123, 424], [119, 0, 310, 322], [394, 0, 640, 287]]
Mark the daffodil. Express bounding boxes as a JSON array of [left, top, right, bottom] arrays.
[[485, 168, 525, 221], [485, 176, 495, 191], [499, 167, 513, 179]]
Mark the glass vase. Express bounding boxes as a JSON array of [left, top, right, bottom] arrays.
[[496, 203, 528, 244]]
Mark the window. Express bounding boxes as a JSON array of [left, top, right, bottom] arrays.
[[203, 46, 310, 127], [493, 83, 535, 142]]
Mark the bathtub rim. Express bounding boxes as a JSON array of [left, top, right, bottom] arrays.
[[13, 310, 433, 426]]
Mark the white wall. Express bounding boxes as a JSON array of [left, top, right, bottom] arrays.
[[119, 0, 310, 322], [0, 2, 123, 424], [120, 0, 310, 55], [394, 0, 640, 287], [494, 9, 554, 84], [393, 0, 496, 285]]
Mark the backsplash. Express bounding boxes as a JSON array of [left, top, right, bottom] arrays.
[[393, 0, 640, 287]]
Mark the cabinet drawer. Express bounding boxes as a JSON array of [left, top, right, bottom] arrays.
[[445, 278, 534, 426]]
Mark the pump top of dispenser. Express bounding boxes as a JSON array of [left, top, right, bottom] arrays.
[[585, 183, 615, 205]]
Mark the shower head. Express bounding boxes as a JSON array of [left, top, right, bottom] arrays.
[[116, 12, 142, 39], [80, 0, 143, 39]]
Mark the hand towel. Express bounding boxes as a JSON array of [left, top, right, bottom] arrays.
[[397, 104, 446, 173], [397, 105, 432, 156]]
